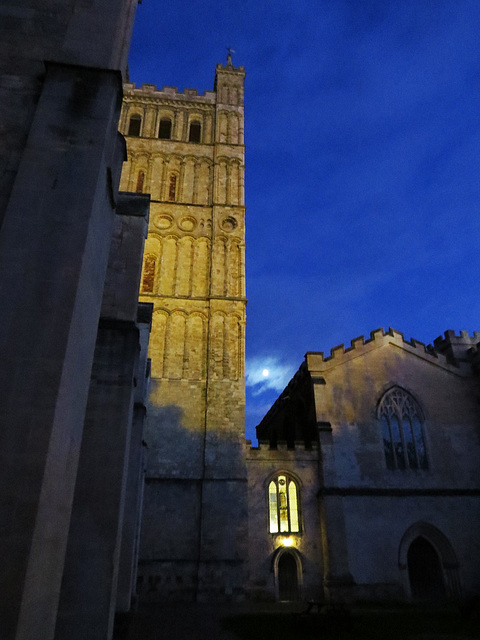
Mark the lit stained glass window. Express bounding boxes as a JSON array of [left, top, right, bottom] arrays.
[[268, 475, 300, 534], [379, 387, 427, 470]]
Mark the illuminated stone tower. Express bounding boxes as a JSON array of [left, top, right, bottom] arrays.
[[119, 58, 247, 600]]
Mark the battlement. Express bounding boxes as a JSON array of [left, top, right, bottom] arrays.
[[306, 327, 475, 374], [246, 440, 318, 460], [257, 327, 476, 447], [432, 330, 480, 364], [123, 82, 216, 103], [215, 62, 246, 74]]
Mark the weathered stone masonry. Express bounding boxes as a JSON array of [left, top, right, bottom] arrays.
[[119, 60, 248, 601]]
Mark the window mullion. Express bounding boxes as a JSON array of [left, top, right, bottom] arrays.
[[398, 410, 408, 468], [276, 481, 281, 531], [410, 416, 420, 468], [387, 415, 397, 469]]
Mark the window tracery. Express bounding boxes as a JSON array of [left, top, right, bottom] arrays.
[[379, 387, 427, 470]]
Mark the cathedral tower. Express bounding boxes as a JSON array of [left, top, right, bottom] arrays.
[[119, 58, 247, 600]]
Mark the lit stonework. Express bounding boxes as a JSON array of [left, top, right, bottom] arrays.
[[119, 60, 247, 601]]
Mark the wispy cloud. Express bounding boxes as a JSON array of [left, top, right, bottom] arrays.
[[245, 356, 297, 396]]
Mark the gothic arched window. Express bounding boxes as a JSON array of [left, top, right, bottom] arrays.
[[378, 387, 427, 470], [128, 114, 141, 137], [268, 474, 300, 534], [158, 118, 172, 139], [188, 121, 201, 143], [141, 255, 156, 293], [168, 174, 177, 201]]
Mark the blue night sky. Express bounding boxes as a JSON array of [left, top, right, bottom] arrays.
[[128, 0, 480, 442]]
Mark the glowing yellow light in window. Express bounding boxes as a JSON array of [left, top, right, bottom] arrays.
[[269, 481, 278, 533], [288, 480, 299, 533]]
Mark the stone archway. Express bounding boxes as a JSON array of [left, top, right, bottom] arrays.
[[398, 522, 461, 600], [273, 548, 302, 601]]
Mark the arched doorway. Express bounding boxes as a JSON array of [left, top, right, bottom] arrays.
[[407, 537, 446, 601], [398, 522, 461, 600], [274, 549, 301, 601], [278, 551, 299, 601]]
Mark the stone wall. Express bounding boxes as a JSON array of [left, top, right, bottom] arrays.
[[0, 0, 138, 227], [0, 3, 146, 637], [246, 444, 323, 602], [120, 60, 248, 601]]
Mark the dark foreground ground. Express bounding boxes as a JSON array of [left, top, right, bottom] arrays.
[[114, 601, 480, 640]]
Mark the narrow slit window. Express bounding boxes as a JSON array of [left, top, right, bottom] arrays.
[[136, 171, 145, 193], [168, 174, 177, 201], [158, 118, 172, 139], [141, 255, 156, 293], [128, 115, 141, 136], [189, 121, 202, 143]]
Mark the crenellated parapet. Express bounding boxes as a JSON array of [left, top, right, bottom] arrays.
[[246, 440, 318, 454], [432, 329, 480, 364], [306, 327, 475, 375], [120, 77, 244, 146], [124, 82, 217, 103], [257, 327, 480, 451], [119, 68, 245, 212]]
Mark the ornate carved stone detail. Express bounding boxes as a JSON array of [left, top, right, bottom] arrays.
[[154, 214, 173, 230], [220, 216, 237, 232], [178, 216, 197, 232]]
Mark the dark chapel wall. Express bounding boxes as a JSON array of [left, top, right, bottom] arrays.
[[0, 2, 148, 639]]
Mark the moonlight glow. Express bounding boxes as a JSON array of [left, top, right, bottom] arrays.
[[262, 369, 269, 377]]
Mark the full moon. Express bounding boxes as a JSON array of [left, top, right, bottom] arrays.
[[262, 369, 269, 377]]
